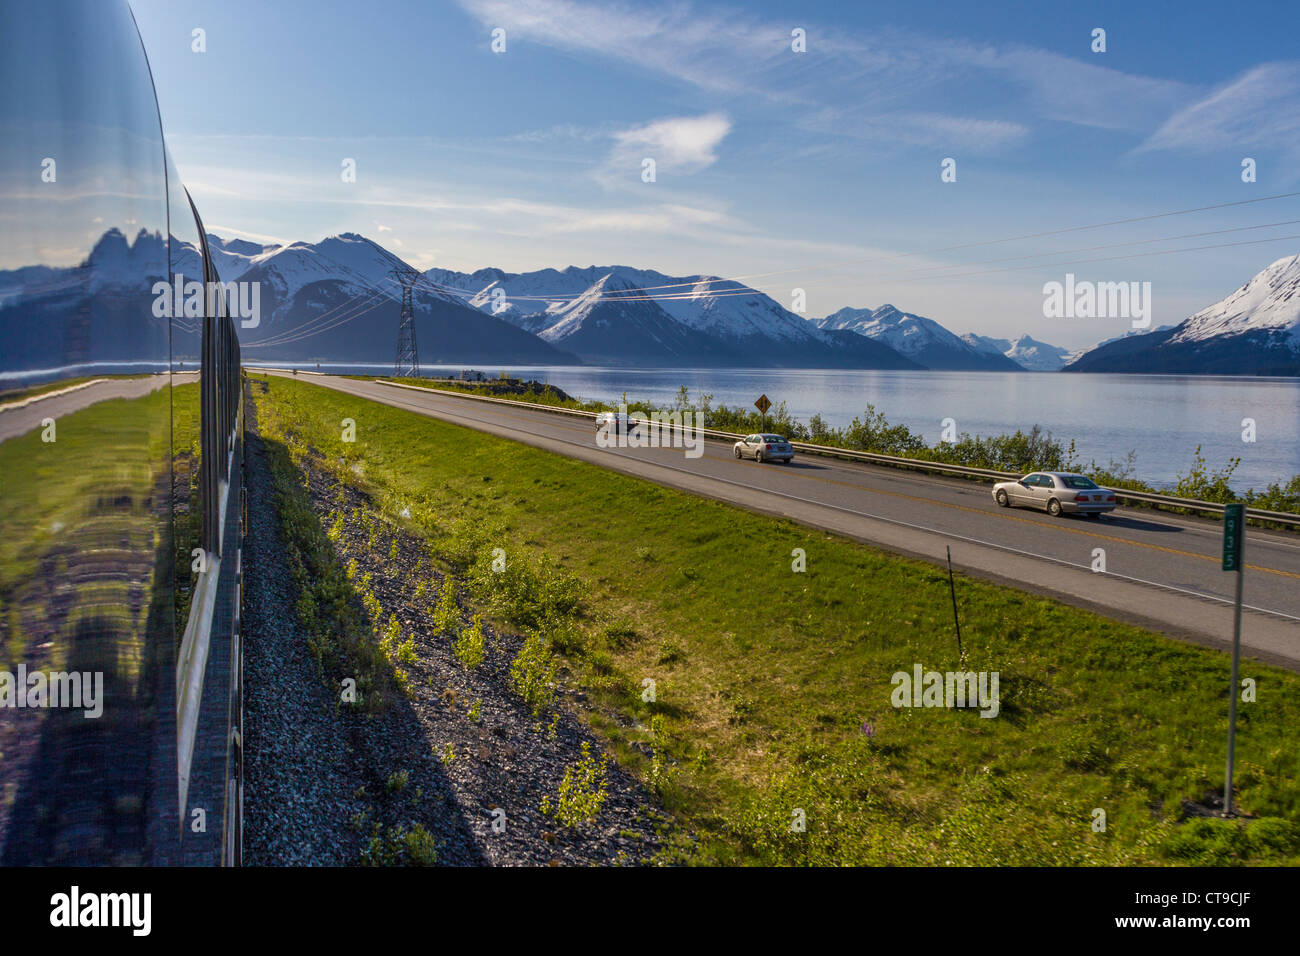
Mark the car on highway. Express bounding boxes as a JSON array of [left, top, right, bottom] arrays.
[[734, 433, 795, 463], [595, 410, 634, 433], [992, 471, 1117, 518]]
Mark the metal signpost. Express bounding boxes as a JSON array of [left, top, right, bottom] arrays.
[[754, 393, 771, 432], [1221, 502, 1244, 816]]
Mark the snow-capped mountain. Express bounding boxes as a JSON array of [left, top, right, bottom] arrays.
[[426, 267, 567, 320], [960, 333, 1012, 357], [0, 229, 577, 366], [961, 332, 1073, 371], [1169, 254, 1300, 346], [433, 265, 826, 343], [425, 264, 920, 368], [225, 233, 573, 364], [1060, 325, 1176, 367], [1005, 334, 1073, 371], [0, 228, 173, 369], [36, 229, 1294, 374], [1065, 254, 1300, 375], [238, 233, 463, 310], [814, 305, 1022, 371], [532, 272, 715, 363], [203, 234, 280, 282]]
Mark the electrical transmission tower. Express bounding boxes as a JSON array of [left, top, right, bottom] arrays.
[[391, 264, 421, 377]]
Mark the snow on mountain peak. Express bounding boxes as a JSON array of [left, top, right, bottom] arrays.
[[817, 304, 961, 356], [427, 263, 819, 344], [1004, 333, 1073, 371], [646, 274, 817, 343], [539, 272, 624, 341], [1170, 253, 1300, 346], [960, 332, 1013, 356]]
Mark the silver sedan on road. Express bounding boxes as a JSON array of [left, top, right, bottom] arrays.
[[992, 471, 1117, 518], [734, 433, 795, 463]]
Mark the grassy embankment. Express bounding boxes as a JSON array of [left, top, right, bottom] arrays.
[[379, 375, 1300, 521], [258, 374, 1300, 865]]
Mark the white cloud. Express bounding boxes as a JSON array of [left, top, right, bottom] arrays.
[[611, 113, 731, 173], [1136, 62, 1300, 162]]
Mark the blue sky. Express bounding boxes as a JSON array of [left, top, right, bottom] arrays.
[[130, 0, 1300, 348]]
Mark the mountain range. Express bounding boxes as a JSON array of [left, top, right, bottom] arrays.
[[812, 305, 1022, 371], [960, 332, 1079, 371], [3, 229, 1296, 376], [422, 262, 919, 369], [1063, 254, 1300, 376]]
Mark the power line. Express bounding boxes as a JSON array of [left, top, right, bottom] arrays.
[[881, 233, 1300, 284], [415, 190, 1300, 301], [242, 290, 391, 349], [597, 220, 1300, 299], [241, 286, 391, 346], [232, 196, 1300, 347], [842, 219, 1300, 280], [459, 230, 1300, 304], [240, 231, 1300, 347]]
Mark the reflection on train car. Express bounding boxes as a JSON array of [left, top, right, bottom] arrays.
[[0, 0, 243, 865]]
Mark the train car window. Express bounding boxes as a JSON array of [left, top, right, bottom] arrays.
[[0, 0, 179, 865], [1, 0, 245, 868]]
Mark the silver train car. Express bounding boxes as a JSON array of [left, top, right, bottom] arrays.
[[0, 0, 244, 865]]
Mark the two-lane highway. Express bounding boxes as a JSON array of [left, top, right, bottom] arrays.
[[261, 371, 1300, 670], [0, 373, 192, 443]]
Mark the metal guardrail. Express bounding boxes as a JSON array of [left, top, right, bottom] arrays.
[[331, 376, 1299, 530]]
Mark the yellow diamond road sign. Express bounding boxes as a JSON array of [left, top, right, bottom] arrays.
[[754, 394, 771, 415]]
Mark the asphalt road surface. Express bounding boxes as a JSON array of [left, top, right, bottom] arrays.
[[259, 370, 1300, 671], [0, 373, 192, 443]]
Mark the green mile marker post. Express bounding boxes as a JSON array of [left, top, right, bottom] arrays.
[[1222, 502, 1245, 816]]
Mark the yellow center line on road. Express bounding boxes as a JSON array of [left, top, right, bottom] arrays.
[[357, 381, 1300, 582]]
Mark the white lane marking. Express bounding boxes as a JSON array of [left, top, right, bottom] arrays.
[[334, 378, 1300, 626], [373, 375, 1300, 551]]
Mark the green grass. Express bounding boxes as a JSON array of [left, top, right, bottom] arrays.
[[372, 374, 1300, 524], [0, 382, 199, 672], [256, 376, 1300, 866], [254, 406, 405, 711]]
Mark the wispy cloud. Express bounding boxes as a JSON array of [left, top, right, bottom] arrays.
[[503, 122, 611, 144], [206, 224, 290, 245], [801, 109, 1028, 154], [973, 45, 1190, 133], [456, 0, 1196, 151], [1135, 62, 1300, 163], [185, 158, 738, 241], [459, 0, 786, 94], [550, 203, 731, 234]]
